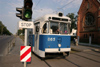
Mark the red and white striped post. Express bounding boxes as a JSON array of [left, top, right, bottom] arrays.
[[21, 28, 30, 67], [20, 46, 31, 62]]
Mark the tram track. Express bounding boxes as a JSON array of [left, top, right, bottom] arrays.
[[73, 53, 100, 63], [82, 51, 100, 57], [32, 51, 100, 67], [32, 51, 79, 67], [63, 51, 100, 67], [32, 49, 100, 67], [43, 60, 52, 67], [71, 49, 100, 58], [43, 56, 81, 67], [63, 58, 80, 67], [70, 48, 100, 63], [41, 53, 80, 67]]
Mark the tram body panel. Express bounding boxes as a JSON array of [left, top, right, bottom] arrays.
[[32, 35, 35, 51], [33, 34, 71, 57], [39, 35, 71, 52]]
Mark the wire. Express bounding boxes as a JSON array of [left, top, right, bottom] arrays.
[[53, 0, 75, 13], [33, 0, 41, 10], [60, 0, 75, 9]]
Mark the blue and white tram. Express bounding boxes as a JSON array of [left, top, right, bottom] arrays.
[[30, 13, 71, 58]]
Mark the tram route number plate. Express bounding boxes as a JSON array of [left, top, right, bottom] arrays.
[[19, 21, 33, 29]]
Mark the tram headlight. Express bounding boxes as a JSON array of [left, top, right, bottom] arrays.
[[48, 17, 51, 20], [58, 44, 61, 47], [58, 12, 63, 17]]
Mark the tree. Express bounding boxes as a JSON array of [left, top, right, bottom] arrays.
[[17, 29, 25, 36], [0, 21, 12, 35], [66, 13, 77, 32]]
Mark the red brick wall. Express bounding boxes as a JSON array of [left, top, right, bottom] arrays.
[[77, 0, 100, 44]]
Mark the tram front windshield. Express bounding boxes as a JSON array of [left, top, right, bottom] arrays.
[[50, 22, 69, 34]]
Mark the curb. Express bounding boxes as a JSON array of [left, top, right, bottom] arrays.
[[79, 43, 100, 48], [71, 47, 100, 52]]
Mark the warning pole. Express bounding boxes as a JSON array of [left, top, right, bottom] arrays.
[[24, 29, 27, 67], [19, 20, 33, 67], [24, 19, 32, 67]]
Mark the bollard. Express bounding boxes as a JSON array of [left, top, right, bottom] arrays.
[[78, 36, 79, 44], [89, 36, 91, 45]]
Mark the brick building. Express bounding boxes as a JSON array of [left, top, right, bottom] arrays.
[[77, 0, 100, 44]]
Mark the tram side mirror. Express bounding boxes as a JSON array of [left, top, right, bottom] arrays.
[[36, 26, 39, 32]]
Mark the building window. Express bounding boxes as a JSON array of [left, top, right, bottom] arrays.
[[89, 34, 91, 36], [84, 34, 88, 38], [86, 34, 87, 38], [87, 2, 90, 9], [92, 34, 94, 39], [84, 34, 85, 38], [85, 12, 95, 26]]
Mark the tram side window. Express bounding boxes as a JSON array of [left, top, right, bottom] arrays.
[[36, 26, 39, 32], [68, 23, 70, 34], [42, 23, 47, 33]]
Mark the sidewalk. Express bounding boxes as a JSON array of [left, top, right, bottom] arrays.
[[71, 43, 100, 52], [79, 43, 100, 48], [0, 36, 23, 67], [0, 36, 48, 67]]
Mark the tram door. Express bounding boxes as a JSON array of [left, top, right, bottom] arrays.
[[35, 24, 40, 51]]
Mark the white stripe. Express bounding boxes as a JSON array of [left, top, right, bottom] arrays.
[[45, 48, 58, 52], [21, 52, 31, 62], [60, 48, 71, 51], [20, 46, 31, 56], [39, 50, 45, 57], [45, 48, 71, 52]]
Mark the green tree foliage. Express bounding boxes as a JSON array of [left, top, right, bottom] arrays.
[[17, 29, 25, 36], [0, 21, 12, 35], [66, 13, 77, 32]]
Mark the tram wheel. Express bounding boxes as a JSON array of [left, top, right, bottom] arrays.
[[41, 57, 45, 61], [66, 52, 70, 56], [64, 52, 70, 57]]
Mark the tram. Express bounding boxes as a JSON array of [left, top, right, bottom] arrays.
[[29, 12, 71, 58]]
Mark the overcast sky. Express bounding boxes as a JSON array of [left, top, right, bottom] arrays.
[[0, 0, 82, 34]]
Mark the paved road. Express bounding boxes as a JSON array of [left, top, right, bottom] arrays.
[[0, 37, 100, 67], [0, 35, 15, 56], [27, 50, 100, 67]]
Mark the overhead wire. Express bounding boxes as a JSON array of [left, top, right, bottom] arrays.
[[32, 0, 78, 20], [32, 0, 42, 20], [53, 0, 76, 13], [33, 0, 41, 10]]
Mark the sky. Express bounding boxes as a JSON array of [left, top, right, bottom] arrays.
[[0, 0, 82, 34]]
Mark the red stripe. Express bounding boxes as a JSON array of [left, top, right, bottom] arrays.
[[26, 57, 31, 62], [20, 47, 31, 61], [20, 46, 25, 50]]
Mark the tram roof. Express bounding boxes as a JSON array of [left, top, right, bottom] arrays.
[[34, 14, 71, 23]]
